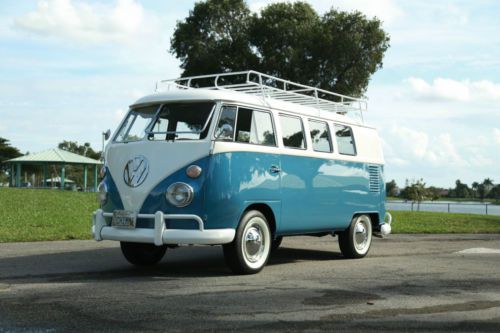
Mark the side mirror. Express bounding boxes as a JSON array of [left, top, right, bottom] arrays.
[[103, 129, 111, 141]]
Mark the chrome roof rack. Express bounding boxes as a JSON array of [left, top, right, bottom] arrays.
[[155, 70, 367, 122]]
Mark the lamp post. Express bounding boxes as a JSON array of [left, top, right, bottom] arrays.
[[101, 129, 111, 161]]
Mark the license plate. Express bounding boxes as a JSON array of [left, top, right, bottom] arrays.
[[112, 210, 137, 228]]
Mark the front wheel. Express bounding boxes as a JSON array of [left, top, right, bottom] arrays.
[[338, 215, 373, 259], [271, 236, 283, 252], [223, 210, 271, 274], [120, 242, 167, 266]]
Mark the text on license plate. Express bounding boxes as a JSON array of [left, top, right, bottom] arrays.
[[112, 210, 137, 228]]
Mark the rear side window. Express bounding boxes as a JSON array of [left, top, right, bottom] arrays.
[[335, 124, 356, 155], [279, 115, 305, 149], [235, 108, 276, 146], [309, 120, 332, 153]]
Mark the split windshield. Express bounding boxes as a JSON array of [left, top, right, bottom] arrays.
[[114, 102, 215, 142]]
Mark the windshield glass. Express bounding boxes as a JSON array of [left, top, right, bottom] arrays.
[[114, 102, 215, 142]]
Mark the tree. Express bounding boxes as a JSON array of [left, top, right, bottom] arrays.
[[170, 0, 390, 97], [170, 0, 257, 77], [58, 141, 101, 160], [426, 186, 442, 201], [0, 137, 22, 184], [0, 137, 22, 165], [452, 179, 470, 198], [400, 179, 427, 203], [487, 184, 500, 202], [482, 178, 494, 198], [385, 179, 398, 197], [471, 181, 479, 198]]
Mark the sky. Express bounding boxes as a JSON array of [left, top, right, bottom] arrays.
[[0, 0, 499, 188]]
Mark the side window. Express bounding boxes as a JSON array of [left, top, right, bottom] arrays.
[[279, 115, 306, 149], [309, 120, 332, 153], [235, 108, 276, 146], [335, 124, 356, 155], [215, 106, 236, 140]]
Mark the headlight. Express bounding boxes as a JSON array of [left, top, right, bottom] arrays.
[[166, 182, 194, 207], [97, 181, 108, 205]]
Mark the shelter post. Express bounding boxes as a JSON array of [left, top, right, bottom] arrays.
[[94, 164, 98, 192], [61, 163, 65, 190], [9, 164, 13, 187], [16, 163, 21, 187], [84, 165, 88, 192], [43, 164, 48, 188]]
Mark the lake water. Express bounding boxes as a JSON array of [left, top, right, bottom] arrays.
[[386, 200, 500, 216]]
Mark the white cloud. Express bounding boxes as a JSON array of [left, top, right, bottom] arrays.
[[390, 126, 428, 158], [14, 0, 160, 45], [406, 77, 500, 103], [388, 126, 467, 168], [327, 0, 403, 24], [494, 128, 500, 145]]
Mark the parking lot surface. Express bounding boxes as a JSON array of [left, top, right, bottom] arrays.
[[1, 234, 499, 332]]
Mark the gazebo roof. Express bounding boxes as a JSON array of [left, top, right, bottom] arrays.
[[4, 148, 102, 165]]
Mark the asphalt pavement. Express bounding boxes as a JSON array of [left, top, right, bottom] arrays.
[[1, 234, 500, 332]]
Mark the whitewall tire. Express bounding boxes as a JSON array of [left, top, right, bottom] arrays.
[[338, 215, 373, 259]]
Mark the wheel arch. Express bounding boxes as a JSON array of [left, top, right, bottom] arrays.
[[242, 203, 277, 239], [351, 212, 380, 231]]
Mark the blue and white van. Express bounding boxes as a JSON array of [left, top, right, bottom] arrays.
[[92, 71, 391, 274]]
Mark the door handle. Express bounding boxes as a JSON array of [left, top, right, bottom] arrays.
[[269, 165, 281, 174]]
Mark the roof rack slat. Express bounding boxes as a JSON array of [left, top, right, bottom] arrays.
[[156, 70, 366, 122]]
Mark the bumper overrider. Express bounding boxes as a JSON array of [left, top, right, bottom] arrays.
[[92, 209, 235, 245]]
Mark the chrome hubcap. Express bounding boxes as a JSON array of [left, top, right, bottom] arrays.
[[245, 227, 263, 259], [354, 220, 369, 251]]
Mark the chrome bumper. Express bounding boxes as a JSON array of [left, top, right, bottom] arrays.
[[92, 209, 235, 245]]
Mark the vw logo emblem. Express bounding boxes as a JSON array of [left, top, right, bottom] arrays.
[[123, 155, 149, 187]]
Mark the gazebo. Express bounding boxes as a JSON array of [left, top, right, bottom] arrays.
[[4, 148, 102, 191]]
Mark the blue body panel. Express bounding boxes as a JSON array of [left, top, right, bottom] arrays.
[[203, 152, 282, 230], [280, 155, 383, 233], [102, 152, 385, 234], [102, 173, 124, 212]]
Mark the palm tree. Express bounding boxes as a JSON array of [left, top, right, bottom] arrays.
[[472, 182, 479, 199], [483, 178, 494, 196]]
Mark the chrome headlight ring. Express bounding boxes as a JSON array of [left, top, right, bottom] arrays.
[[166, 182, 194, 207]]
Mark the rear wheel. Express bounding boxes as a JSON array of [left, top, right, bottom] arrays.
[[223, 210, 271, 274], [338, 215, 372, 259], [120, 242, 167, 266]]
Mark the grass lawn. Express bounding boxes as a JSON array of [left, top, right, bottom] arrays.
[[0, 188, 98, 242], [1, 188, 500, 242], [390, 210, 500, 233]]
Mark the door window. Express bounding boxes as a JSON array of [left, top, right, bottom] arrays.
[[235, 108, 276, 146]]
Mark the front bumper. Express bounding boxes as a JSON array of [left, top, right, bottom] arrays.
[[92, 209, 235, 245]]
